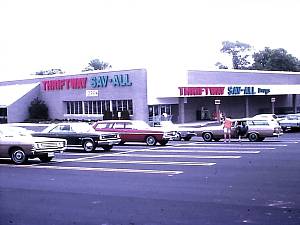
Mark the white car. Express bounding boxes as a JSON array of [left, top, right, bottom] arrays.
[[278, 114, 300, 131], [198, 118, 283, 142], [154, 121, 197, 141], [252, 114, 280, 125]]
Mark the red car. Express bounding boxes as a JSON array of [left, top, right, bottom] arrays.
[[92, 120, 177, 146]]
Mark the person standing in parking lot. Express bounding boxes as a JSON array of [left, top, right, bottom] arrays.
[[223, 116, 232, 142]]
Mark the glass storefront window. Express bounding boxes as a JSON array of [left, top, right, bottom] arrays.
[[65, 100, 133, 116]]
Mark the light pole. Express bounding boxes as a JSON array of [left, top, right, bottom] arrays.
[[271, 97, 276, 114], [215, 99, 221, 123]]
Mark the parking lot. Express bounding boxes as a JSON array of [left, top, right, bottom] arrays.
[[1, 134, 299, 175], [1, 133, 300, 225]]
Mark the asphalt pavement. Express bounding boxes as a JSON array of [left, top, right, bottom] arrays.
[[0, 133, 300, 225]]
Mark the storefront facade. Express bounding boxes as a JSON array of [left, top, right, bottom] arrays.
[[176, 70, 300, 123], [1, 69, 300, 124], [0, 69, 148, 123]]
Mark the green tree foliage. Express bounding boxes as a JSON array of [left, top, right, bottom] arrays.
[[82, 59, 112, 72], [220, 41, 252, 69], [251, 47, 300, 72], [215, 62, 228, 69], [28, 98, 49, 120], [35, 69, 64, 75]]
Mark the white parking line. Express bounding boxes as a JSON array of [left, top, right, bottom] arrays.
[[158, 146, 271, 150], [110, 154, 241, 159], [192, 143, 288, 147], [0, 164, 183, 176], [130, 149, 261, 154], [76, 159, 216, 166]]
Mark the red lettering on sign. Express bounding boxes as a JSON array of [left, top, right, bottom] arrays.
[[178, 87, 225, 96], [42, 78, 87, 91]]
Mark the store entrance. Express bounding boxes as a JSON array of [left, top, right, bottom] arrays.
[[0, 108, 7, 123], [196, 107, 211, 121]]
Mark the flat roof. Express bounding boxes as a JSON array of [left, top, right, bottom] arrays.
[[0, 83, 39, 107]]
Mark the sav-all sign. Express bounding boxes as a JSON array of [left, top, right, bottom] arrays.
[[42, 74, 132, 91], [178, 86, 272, 97], [90, 74, 132, 88], [227, 86, 271, 95]]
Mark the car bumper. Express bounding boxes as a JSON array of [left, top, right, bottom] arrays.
[[30, 149, 64, 158], [96, 139, 121, 146]]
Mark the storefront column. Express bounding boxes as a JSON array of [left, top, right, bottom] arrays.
[[293, 94, 298, 113], [245, 96, 249, 118], [178, 97, 185, 123]]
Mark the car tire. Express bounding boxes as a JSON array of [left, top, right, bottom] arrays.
[[202, 132, 213, 142], [39, 156, 54, 163], [83, 140, 95, 152], [145, 136, 157, 146], [102, 145, 113, 151], [10, 148, 28, 164], [248, 133, 259, 142], [174, 133, 182, 141]]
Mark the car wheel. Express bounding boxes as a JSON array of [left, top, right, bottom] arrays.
[[159, 140, 168, 146], [102, 145, 113, 151], [145, 136, 157, 146], [174, 133, 182, 141], [248, 133, 259, 142], [202, 132, 213, 142], [83, 140, 95, 152], [39, 156, 54, 163], [11, 148, 28, 164]]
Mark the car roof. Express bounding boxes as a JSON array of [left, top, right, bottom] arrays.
[[96, 120, 143, 123]]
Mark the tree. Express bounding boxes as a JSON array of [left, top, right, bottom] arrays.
[[82, 59, 112, 72], [218, 41, 252, 69], [215, 62, 228, 69], [28, 98, 48, 120], [34, 69, 64, 75], [251, 47, 300, 72]]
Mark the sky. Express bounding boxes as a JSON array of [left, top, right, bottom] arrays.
[[1, 0, 300, 82]]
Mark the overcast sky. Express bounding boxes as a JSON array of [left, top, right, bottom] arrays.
[[1, 0, 300, 81]]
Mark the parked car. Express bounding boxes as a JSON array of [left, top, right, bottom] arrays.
[[153, 121, 197, 141], [252, 114, 280, 124], [198, 118, 283, 142], [7, 123, 51, 132], [32, 122, 121, 152], [92, 120, 177, 146], [0, 125, 66, 164], [278, 114, 300, 131]]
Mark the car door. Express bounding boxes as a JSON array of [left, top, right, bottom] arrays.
[[123, 122, 142, 142], [48, 124, 77, 146]]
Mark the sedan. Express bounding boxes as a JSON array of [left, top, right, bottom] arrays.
[[278, 114, 300, 131], [32, 122, 121, 152], [0, 125, 66, 164], [199, 118, 283, 142], [154, 121, 197, 141], [92, 120, 177, 146]]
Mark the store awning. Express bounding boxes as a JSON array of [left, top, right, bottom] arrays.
[[0, 83, 39, 107]]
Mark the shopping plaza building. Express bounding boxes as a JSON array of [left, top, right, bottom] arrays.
[[1, 68, 300, 124]]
